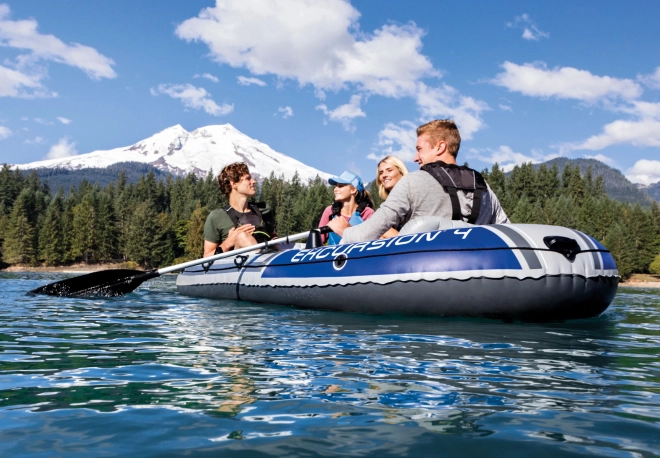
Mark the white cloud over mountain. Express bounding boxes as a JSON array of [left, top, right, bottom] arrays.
[[626, 159, 660, 185], [152, 83, 234, 116], [46, 137, 77, 159]]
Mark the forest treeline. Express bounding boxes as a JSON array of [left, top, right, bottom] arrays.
[[1, 162, 660, 278]]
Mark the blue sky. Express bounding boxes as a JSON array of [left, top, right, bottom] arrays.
[[1, 0, 659, 183]]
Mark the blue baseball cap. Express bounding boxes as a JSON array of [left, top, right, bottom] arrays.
[[328, 171, 364, 192]]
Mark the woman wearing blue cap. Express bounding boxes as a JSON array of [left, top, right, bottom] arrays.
[[318, 171, 375, 245]]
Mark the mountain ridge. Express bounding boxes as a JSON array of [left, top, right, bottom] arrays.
[[529, 158, 655, 206], [10, 124, 332, 183]]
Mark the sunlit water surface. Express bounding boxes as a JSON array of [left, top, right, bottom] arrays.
[[1, 273, 659, 457]]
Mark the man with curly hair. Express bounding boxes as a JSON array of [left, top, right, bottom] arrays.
[[203, 162, 275, 257]]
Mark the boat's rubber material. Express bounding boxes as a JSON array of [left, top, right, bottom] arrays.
[[177, 220, 619, 320]]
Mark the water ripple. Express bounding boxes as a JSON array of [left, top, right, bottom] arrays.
[[0, 273, 658, 457]]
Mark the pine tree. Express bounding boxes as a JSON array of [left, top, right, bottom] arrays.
[[184, 202, 209, 260], [124, 201, 162, 267], [2, 191, 37, 265], [603, 223, 633, 278], [38, 193, 65, 266], [70, 194, 98, 263], [511, 195, 535, 224]]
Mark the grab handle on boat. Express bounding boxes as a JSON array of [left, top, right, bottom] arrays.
[[305, 226, 332, 249], [544, 236, 581, 262]]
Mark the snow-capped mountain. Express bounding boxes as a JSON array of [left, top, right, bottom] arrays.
[[14, 124, 332, 183]]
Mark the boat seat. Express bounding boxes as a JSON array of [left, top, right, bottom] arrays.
[[399, 216, 473, 235]]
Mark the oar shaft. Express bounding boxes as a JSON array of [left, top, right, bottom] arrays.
[[156, 230, 312, 275]]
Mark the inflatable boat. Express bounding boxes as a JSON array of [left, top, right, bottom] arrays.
[[176, 217, 619, 320]]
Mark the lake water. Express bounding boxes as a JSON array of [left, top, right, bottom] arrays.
[[1, 273, 659, 457]]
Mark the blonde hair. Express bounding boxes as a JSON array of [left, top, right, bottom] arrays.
[[416, 119, 461, 157], [376, 156, 409, 200]]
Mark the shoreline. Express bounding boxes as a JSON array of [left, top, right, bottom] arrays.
[[1, 263, 133, 274], [3, 265, 660, 289]]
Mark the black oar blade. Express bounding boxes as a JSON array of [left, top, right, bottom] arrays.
[[29, 269, 160, 297]]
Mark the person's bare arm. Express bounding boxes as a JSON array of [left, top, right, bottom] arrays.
[[203, 225, 255, 257], [380, 228, 399, 239]]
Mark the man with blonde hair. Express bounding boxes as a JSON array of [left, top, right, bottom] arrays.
[[328, 119, 509, 243]]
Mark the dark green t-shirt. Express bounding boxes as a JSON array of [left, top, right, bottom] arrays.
[[203, 209, 235, 244]]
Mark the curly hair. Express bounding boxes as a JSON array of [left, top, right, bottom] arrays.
[[217, 162, 250, 197]]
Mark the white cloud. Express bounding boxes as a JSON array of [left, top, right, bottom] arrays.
[[0, 4, 115, 80], [0, 64, 50, 98], [193, 73, 219, 83], [491, 61, 642, 102], [237, 76, 266, 87], [499, 104, 512, 112], [24, 136, 44, 144], [316, 94, 366, 131], [152, 83, 234, 116], [569, 119, 660, 151], [468, 145, 559, 172], [0, 125, 11, 139], [277, 106, 293, 118], [46, 136, 77, 159], [176, 1, 491, 138], [368, 121, 417, 162], [506, 13, 549, 41], [626, 159, 660, 185], [415, 83, 489, 140], [56, 116, 72, 124], [638, 67, 660, 89], [176, 0, 434, 98], [34, 117, 53, 125]]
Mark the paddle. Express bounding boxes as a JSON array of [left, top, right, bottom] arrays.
[[29, 227, 331, 298]]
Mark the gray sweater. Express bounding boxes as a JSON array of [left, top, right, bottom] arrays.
[[342, 170, 509, 244]]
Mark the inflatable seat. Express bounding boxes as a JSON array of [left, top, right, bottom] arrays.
[[399, 216, 473, 235]]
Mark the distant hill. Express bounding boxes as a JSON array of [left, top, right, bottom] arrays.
[[637, 181, 660, 203], [23, 162, 171, 194], [532, 158, 656, 207]]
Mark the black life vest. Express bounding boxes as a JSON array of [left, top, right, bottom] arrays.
[[421, 161, 488, 224], [224, 202, 275, 244]]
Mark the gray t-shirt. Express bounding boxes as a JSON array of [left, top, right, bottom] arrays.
[[341, 170, 509, 244]]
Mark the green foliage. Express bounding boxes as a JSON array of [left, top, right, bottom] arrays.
[[649, 253, 660, 275], [185, 203, 210, 260], [3, 190, 37, 265]]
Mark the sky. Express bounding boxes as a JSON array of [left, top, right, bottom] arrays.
[[1, 0, 659, 183]]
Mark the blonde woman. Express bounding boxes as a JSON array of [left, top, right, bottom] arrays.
[[376, 156, 409, 238]]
